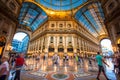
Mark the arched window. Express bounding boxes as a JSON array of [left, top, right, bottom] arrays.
[[59, 37, 62, 43], [67, 24, 71, 28], [50, 37, 53, 43], [51, 24, 55, 27], [59, 24, 63, 28]]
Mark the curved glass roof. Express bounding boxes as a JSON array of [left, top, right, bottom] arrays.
[[35, 0, 88, 10], [75, 2, 105, 37], [18, 2, 48, 31]]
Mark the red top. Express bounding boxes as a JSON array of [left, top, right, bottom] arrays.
[[15, 57, 24, 66]]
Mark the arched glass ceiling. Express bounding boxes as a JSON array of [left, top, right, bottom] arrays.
[[18, 2, 48, 31], [35, 0, 88, 10], [75, 2, 105, 37]]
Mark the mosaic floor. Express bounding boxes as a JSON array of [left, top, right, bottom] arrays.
[[27, 69, 93, 80], [46, 72, 74, 80], [21, 71, 118, 80], [9, 58, 118, 80]]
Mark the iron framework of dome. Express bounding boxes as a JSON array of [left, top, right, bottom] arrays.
[[75, 2, 106, 37], [18, 0, 107, 38], [35, 0, 88, 10], [18, 2, 48, 31]]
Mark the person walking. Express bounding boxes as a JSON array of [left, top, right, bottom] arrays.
[[112, 55, 119, 74], [75, 54, 79, 65], [117, 55, 120, 74], [14, 53, 27, 80], [0, 56, 9, 80], [96, 52, 110, 80], [53, 54, 59, 66]]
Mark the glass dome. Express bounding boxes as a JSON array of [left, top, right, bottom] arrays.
[[35, 0, 88, 10]]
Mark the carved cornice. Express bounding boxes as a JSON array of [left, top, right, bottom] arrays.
[[0, 1, 18, 23], [105, 8, 120, 24]]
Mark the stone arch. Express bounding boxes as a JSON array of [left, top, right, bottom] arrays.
[[48, 44, 54, 52], [100, 37, 110, 43], [16, 28, 31, 39], [12, 31, 30, 53], [58, 45, 64, 52], [67, 45, 73, 52], [100, 39, 113, 56]]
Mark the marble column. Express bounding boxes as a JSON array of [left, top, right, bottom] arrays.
[[54, 36, 58, 53], [63, 36, 66, 53]]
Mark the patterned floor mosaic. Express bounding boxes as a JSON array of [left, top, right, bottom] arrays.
[[74, 73, 91, 78], [46, 72, 74, 80], [30, 71, 46, 77]]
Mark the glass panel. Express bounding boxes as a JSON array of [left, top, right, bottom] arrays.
[[18, 2, 48, 31], [75, 2, 105, 37], [84, 10, 100, 30], [35, 0, 88, 10]]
